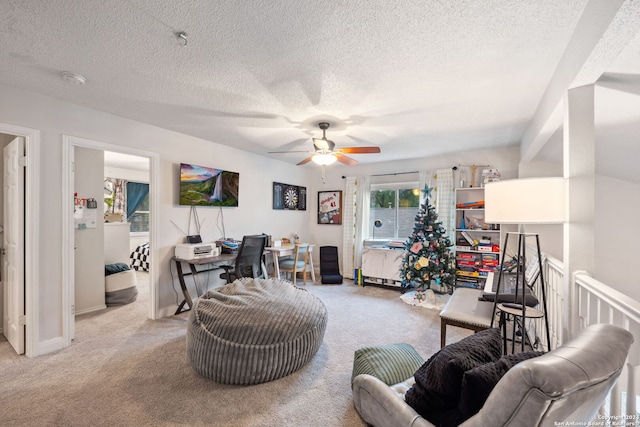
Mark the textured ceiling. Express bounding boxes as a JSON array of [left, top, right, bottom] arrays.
[[1, 0, 639, 173]]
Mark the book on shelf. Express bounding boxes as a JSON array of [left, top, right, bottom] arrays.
[[456, 270, 481, 277], [457, 260, 479, 267], [456, 281, 482, 289], [455, 201, 485, 209], [460, 231, 476, 245]]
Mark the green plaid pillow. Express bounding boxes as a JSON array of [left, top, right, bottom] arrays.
[[351, 343, 425, 389]]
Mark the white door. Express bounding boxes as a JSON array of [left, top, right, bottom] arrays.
[[3, 136, 25, 354]]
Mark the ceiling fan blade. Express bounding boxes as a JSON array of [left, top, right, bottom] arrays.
[[335, 153, 358, 166], [268, 150, 311, 153], [312, 138, 335, 152], [297, 156, 314, 165], [335, 146, 381, 154]]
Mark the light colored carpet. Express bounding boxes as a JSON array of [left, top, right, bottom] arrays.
[[0, 273, 470, 426]]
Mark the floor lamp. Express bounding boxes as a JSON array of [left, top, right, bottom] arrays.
[[484, 177, 566, 352]]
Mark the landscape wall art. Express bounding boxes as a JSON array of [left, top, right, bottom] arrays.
[[179, 163, 239, 206]]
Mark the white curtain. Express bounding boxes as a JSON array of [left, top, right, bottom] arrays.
[[342, 176, 371, 279], [433, 169, 455, 240]]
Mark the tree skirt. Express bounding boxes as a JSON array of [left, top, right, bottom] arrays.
[[400, 289, 450, 310]]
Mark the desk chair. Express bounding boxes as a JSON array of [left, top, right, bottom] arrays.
[[279, 243, 310, 285], [220, 234, 268, 284]]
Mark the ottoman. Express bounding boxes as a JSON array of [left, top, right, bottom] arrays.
[[439, 287, 494, 347], [187, 277, 328, 385]]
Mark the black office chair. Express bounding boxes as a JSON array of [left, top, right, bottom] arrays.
[[319, 246, 343, 284], [220, 234, 268, 284]]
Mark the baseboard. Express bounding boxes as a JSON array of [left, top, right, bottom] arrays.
[[157, 304, 180, 318], [75, 304, 107, 316], [38, 336, 65, 356]]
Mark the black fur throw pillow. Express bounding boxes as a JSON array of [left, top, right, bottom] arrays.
[[405, 328, 502, 427]]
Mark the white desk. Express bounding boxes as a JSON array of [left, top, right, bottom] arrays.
[[265, 245, 316, 282]]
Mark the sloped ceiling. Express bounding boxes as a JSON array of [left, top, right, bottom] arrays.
[[1, 0, 639, 180]]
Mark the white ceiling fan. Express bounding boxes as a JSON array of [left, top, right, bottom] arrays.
[[269, 122, 381, 166]]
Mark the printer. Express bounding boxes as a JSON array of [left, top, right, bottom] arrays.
[[174, 242, 218, 260]]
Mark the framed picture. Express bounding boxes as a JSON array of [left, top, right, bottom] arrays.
[[273, 182, 306, 210], [318, 191, 342, 224], [179, 163, 239, 206]]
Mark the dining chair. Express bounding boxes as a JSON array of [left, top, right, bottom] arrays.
[[279, 243, 310, 285]]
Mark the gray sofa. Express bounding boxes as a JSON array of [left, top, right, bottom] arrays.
[[353, 323, 633, 427]]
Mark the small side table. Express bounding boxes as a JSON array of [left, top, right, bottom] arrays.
[[497, 303, 545, 354]]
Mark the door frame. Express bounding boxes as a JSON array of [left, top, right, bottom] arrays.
[[62, 135, 159, 347], [0, 123, 40, 358]]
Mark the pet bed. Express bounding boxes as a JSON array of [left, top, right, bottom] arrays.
[[105, 263, 138, 306], [130, 242, 150, 272]]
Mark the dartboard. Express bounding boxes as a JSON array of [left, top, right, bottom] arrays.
[[284, 186, 298, 209]]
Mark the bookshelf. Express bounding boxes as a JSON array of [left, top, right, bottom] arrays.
[[454, 187, 514, 289]]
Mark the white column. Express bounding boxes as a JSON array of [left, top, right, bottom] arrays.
[[563, 84, 595, 338]]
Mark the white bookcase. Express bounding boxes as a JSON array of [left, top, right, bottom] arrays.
[[454, 187, 514, 289]]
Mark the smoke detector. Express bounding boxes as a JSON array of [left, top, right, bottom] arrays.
[[61, 71, 87, 85]]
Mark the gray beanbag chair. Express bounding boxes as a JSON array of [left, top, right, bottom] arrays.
[[187, 277, 328, 384]]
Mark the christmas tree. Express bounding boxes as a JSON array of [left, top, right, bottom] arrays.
[[400, 185, 455, 294]]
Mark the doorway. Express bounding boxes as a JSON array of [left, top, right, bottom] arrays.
[[0, 123, 40, 357], [62, 136, 159, 346]]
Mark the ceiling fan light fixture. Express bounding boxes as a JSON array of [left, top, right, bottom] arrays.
[[312, 153, 337, 165]]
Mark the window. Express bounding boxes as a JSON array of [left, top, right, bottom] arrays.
[[128, 191, 149, 233], [126, 181, 149, 233], [369, 183, 420, 239], [104, 178, 149, 233]]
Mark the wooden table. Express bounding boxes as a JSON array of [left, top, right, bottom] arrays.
[[173, 253, 236, 314], [265, 245, 315, 282]]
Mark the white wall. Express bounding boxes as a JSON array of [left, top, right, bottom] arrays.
[[104, 165, 148, 183], [518, 160, 564, 261], [104, 223, 131, 265], [518, 160, 640, 303], [595, 175, 640, 301], [74, 146, 105, 314], [0, 83, 313, 350]]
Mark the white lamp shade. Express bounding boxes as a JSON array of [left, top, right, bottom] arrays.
[[485, 177, 566, 224], [312, 153, 337, 165]]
